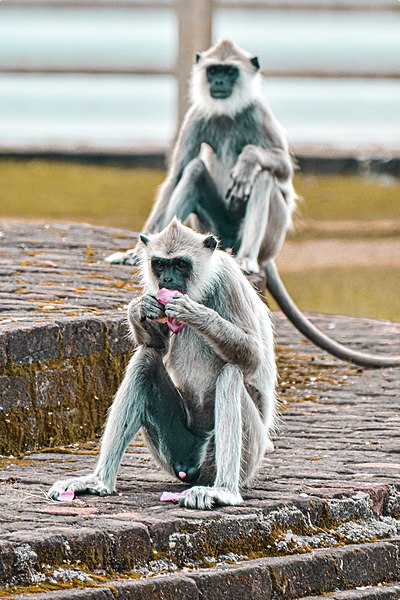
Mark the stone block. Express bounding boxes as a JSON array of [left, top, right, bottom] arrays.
[[266, 553, 338, 599], [332, 541, 400, 588], [7, 325, 61, 365], [189, 561, 272, 599], [116, 576, 198, 600], [60, 319, 105, 358], [106, 524, 151, 570], [0, 374, 31, 411], [104, 317, 132, 356], [0, 332, 7, 367], [35, 367, 80, 409], [0, 541, 14, 585]]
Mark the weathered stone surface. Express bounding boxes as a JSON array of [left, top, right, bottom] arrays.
[[60, 319, 106, 359], [0, 221, 139, 454], [8, 325, 61, 365], [303, 585, 400, 599], [1, 221, 400, 598], [188, 561, 273, 599], [115, 576, 199, 600], [35, 367, 80, 409], [0, 374, 31, 410]]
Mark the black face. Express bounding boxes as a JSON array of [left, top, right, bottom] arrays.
[[206, 64, 239, 99], [151, 256, 193, 293]]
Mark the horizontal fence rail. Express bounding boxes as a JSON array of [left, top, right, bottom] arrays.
[[1, 0, 398, 149], [5, 0, 400, 9]]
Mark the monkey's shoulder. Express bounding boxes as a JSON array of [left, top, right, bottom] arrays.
[[196, 102, 281, 154]]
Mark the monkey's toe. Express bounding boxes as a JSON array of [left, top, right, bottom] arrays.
[[48, 475, 111, 500], [180, 486, 243, 510], [105, 250, 141, 266], [236, 257, 260, 274]]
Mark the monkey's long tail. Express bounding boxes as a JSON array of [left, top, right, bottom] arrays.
[[264, 260, 400, 369]]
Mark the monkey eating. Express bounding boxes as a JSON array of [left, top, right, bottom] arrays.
[[49, 220, 277, 509], [107, 38, 296, 275]]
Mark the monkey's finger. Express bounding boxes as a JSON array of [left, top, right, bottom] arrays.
[[226, 181, 241, 200], [243, 182, 253, 199], [226, 184, 234, 199]]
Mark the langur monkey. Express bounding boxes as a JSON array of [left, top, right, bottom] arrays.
[[50, 220, 277, 509], [107, 38, 400, 369], [107, 38, 296, 275]]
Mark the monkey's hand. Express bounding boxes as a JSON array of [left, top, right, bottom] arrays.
[[226, 145, 262, 208], [164, 294, 205, 327], [48, 474, 111, 500], [128, 295, 166, 326], [128, 296, 169, 350]]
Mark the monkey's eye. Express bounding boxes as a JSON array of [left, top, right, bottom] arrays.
[[176, 260, 188, 271], [227, 67, 235, 76], [151, 259, 164, 273], [208, 66, 217, 76]]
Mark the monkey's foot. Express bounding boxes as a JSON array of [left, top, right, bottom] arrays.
[[179, 486, 243, 510], [236, 257, 260, 274], [48, 474, 111, 500], [265, 438, 275, 454], [105, 249, 141, 266]]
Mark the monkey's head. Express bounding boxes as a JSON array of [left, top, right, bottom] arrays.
[[139, 219, 219, 300], [191, 38, 261, 117]]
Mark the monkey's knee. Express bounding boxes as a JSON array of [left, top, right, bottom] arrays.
[[183, 157, 208, 182]]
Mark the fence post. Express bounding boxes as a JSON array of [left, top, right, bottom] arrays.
[[176, 0, 213, 127]]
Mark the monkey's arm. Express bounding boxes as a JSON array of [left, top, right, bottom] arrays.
[[227, 144, 293, 203], [165, 295, 261, 374], [144, 110, 204, 233], [127, 295, 169, 351]]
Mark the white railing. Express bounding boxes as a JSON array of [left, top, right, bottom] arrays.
[[1, 0, 399, 134]]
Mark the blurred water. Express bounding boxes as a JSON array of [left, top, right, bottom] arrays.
[[0, 5, 399, 151]]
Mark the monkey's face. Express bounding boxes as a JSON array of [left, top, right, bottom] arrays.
[[151, 256, 193, 294], [206, 64, 239, 99]]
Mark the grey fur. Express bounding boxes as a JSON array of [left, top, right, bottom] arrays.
[[49, 221, 277, 510], [106, 38, 297, 273]]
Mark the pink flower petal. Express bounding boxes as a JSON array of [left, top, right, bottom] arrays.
[[56, 490, 75, 502], [156, 289, 186, 334], [160, 488, 191, 503], [156, 288, 183, 305], [167, 318, 186, 333]]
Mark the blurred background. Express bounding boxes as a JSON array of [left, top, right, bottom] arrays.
[[0, 0, 399, 320]]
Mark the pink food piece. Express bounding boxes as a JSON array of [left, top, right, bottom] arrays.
[[156, 288, 186, 334], [56, 490, 75, 502], [160, 488, 192, 503]]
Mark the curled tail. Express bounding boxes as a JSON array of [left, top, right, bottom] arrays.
[[265, 260, 400, 369]]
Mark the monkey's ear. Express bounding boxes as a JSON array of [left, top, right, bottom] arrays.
[[195, 52, 202, 63], [203, 235, 218, 251], [250, 56, 260, 71], [139, 234, 150, 246]]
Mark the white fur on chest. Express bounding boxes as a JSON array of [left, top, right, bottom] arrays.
[[199, 141, 235, 203]]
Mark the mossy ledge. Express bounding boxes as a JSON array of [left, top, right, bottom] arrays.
[[0, 316, 131, 455]]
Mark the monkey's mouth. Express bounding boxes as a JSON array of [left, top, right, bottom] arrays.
[[210, 90, 231, 99]]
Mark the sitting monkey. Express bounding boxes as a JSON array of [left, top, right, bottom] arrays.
[[50, 220, 277, 509], [107, 38, 297, 274]]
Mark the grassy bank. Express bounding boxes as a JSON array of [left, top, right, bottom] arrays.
[[1, 159, 399, 228], [1, 159, 399, 322]]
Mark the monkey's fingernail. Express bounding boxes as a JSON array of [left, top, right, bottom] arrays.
[[179, 471, 187, 479]]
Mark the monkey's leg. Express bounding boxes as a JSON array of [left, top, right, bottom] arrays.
[[161, 158, 240, 247], [235, 171, 274, 274], [181, 365, 251, 510], [49, 347, 205, 499], [138, 349, 208, 484], [48, 350, 147, 498]]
